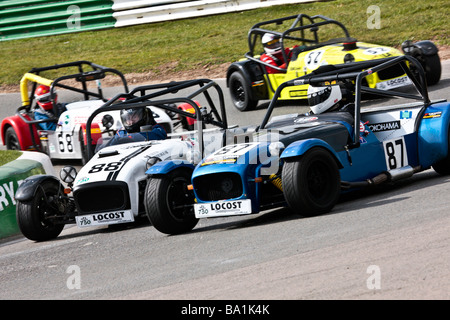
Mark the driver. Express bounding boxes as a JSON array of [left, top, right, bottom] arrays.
[[99, 106, 167, 149], [307, 85, 355, 115], [33, 84, 67, 130], [260, 33, 298, 74]]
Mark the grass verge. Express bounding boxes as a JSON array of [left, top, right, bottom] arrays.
[[0, 0, 448, 88]]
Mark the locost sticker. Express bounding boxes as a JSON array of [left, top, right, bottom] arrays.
[[194, 199, 252, 218], [75, 210, 134, 228]]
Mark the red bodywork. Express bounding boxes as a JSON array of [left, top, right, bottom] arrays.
[[1, 114, 41, 150], [177, 100, 200, 126]]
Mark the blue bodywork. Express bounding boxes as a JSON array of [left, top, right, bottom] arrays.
[[190, 56, 450, 217]]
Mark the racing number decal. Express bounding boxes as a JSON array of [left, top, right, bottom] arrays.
[[214, 143, 254, 156], [304, 50, 324, 69], [88, 162, 123, 174], [383, 137, 408, 170], [57, 132, 74, 153]]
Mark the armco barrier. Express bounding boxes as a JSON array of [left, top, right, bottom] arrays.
[[112, 0, 319, 27], [0, 0, 321, 41], [0, 151, 55, 240], [0, 0, 115, 41]]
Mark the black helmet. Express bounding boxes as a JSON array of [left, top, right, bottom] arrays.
[[120, 107, 155, 133]]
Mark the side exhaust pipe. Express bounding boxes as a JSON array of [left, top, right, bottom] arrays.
[[341, 165, 422, 189]]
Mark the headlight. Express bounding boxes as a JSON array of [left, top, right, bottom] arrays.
[[344, 53, 355, 63], [60, 166, 77, 184], [102, 114, 114, 129], [146, 157, 161, 170], [268, 142, 285, 157], [220, 177, 233, 193]]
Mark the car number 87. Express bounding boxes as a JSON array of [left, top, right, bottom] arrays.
[[383, 137, 408, 170]]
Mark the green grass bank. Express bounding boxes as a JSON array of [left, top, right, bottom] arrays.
[[0, 0, 448, 88]]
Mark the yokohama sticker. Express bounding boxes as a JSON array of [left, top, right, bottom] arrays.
[[368, 121, 400, 132]]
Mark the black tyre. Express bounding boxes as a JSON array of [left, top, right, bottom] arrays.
[[229, 71, 258, 111], [5, 127, 21, 150], [145, 169, 198, 235], [16, 180, 65, 241], [432, 127, 450, 175], [282, 148, 341, 217], [422, 54, 441, 86]]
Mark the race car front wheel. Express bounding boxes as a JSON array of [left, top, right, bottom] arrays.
[[229, 71, 258, 112], [145, 169, 198, 235], [282, 147, 341, 217], [16, 180, 65, 241], [5, 127, 21, 150]]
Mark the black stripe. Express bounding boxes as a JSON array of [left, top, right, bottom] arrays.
[[108, 145, 152, 181]]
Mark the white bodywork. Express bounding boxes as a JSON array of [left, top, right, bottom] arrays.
[[41, 99, 174, 160], [70, 126, 227, 228]]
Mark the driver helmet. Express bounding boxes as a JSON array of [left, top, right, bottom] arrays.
[[35, 85, 57, 111], [262, 33, 282, 55], [120, 107, 155, 133], [307, 85, 342, 114]]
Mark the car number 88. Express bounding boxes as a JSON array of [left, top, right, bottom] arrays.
[[88, 162, 122, 173]]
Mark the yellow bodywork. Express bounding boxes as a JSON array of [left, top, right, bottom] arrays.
[[20, 73, 53, 107], [262, 42, 405, 100]]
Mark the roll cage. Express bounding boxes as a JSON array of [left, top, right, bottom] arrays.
[[259, 55, 432, 149], [245, 13, 352, 74], [85, 79, 228, 160], [17, 60, 129, 150]]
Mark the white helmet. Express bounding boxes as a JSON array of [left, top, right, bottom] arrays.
[[262, 33, 282, 54], [307, 85, 342, 114]]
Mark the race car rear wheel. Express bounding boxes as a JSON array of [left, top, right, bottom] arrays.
[[282, 147, 341, 217], [16, 180, 65, 241], [422, 54, 441, 86], [5, 127, 21, 150], [229, 71, 258, 111], [145, 169, 198, 235], [432, 126, 450, 175]]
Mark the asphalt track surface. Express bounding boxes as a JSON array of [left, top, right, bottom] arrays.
[[0, 61, 449, 303]]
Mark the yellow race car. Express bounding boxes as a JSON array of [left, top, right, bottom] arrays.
[[227, 14, 441, 111]]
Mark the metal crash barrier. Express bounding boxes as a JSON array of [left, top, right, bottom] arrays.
[[0, 0, 321, 41]]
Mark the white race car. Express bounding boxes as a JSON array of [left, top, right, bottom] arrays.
[[14, 79, 233, 241], [1, 61, 175, 164]]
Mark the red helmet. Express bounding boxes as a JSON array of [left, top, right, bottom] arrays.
[[35, 85, 57, 111]]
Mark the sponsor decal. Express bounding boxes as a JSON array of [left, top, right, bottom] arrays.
[[76, 176, 89, 184], [400, 110, 412, 119], [423, 111, 442, 119], [294, 117, 318, 124], [289, 90, 307, 97], [376, 76, 411, 90], [194, 199, 252, 218], [76, 210, 134, 227], [360, 121, 370, 137], [368, 121, 400, 132]]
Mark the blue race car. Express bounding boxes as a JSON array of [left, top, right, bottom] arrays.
[[150, 55, 450, 235]]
